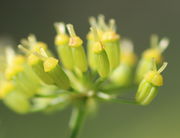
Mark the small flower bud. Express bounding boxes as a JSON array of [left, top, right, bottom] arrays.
[[136, 62, 168, 105], [28, 54, 54, 84], [90, 27, 110, 78], [93, 42, 110, 78], [110, 39, 137, 86], [110, 64, 132, 86], [5, 55, 25, 80], [54, 22, 74, 70], [3, 91, 30, 114], [135, 35, 169, 83], [43, 57, 70, 89], [5, 54, 41, 97], [67, 24, 87, 72]]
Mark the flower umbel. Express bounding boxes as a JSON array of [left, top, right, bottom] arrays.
[[0, 15, 169, 138]]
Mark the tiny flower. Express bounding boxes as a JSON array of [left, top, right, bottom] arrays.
[[100, 17, 120, 71], [110, 39, 137, 86], [91, 28, 110, 78], [135, 34, 169, 83], [5, 54, 40, 97], [66, 24, 88, 72], [43, 56, 70, 89], [54, 22, 74, 70], [136, 61, 168, 105], [3, 90, 30, 114], [28, 53, 54, 85]]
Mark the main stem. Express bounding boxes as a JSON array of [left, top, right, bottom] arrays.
[[69, 104, 86, 138]]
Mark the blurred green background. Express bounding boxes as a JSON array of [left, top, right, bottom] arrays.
[[0, 0, 179, 138]]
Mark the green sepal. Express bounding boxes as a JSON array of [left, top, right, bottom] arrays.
[[103, 41, 120, 71], [31, 60, 54, 85], [136, 80, 158, 105], [94, 50, 110, 78], [57, 45, 74, 70], [12, 65, 41, 97], [46, 64, 70, 89], [71, 46, 88, 72], [87, 40, 96, 71]]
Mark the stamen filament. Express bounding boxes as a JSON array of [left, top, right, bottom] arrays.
[[18, 45, 46, 60], [109, 19, 116, 32], [158, 62, 168, 73], [152, 58, 157, 71], [98, 14, 108, 31], [66, 24, 76, 37], [40, 48, 49, 58], [89, 16, 97, 27], [28, 34, 37, 44], [159, 38, 169, 53], [150, 34, 158, 48]]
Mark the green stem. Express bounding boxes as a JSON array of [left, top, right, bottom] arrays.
[[98, 97, 138, 105], [107, 98, 138, 105], [101, 84, 137, 94], [69, 105, 86, 138]]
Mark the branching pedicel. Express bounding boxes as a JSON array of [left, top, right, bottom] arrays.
[[0, 15, 169, 138]]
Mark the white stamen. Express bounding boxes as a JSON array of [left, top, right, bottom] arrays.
[[6, 46, 15, 66], [54, 22, 66, 34], [121, 39, 134, 53], [159, 38, 169, 53]]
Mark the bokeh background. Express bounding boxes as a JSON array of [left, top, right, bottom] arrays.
[[0, 0, 179, 138]]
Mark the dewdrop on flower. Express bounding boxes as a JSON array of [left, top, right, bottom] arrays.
[[135, 34, 169, 83], [136, 61, 168, 105], [66, 24, 88, 72], [100, 15, 120, 71], [91, 27, 110, 78], [54, 22, 74, 70], [110, 39, 137, 86]]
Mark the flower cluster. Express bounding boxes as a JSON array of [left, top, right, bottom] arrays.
[[0, 15, 169, 138]]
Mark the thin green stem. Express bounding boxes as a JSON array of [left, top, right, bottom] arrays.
[[101, 84, 137, 94], [107, 98, 138, 105], [69, 105, 86, 138], [98, 97, 138, 105]]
